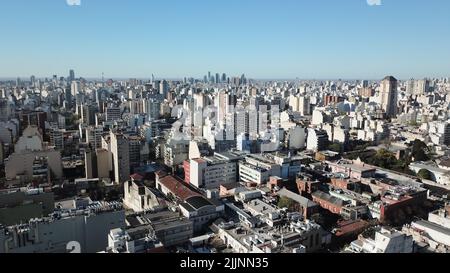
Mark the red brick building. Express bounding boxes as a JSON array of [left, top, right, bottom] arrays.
[[268, 176, 284, 190], [323, 95, 345, 106], [155, 172, 200, 202], [311, 191, 345, 214], [379, 189, 428, 223], [297, 177, 321, 196]]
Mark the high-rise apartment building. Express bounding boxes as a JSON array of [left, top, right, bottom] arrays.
[[379, 76, 398, 118], [69, 69, 75, 82], [110, 131, 130, 183], [106, 106, 122, 122]]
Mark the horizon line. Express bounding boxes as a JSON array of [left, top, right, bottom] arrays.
[[0, 75, 446, 82]]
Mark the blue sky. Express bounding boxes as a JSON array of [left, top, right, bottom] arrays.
[[0, 0, 449, 79]]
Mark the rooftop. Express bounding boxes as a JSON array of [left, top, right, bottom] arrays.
[[157, 174, 200, 201], [412, 220, 450, 237], [184, 196, 214, 210], [328, 159, 376, 173], [277, 188, 318, 208], [143, 210, 192, 231], [312, 191, 346, 207]]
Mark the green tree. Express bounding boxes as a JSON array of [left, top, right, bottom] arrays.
[[417, 169, 432, 180], [411, 140, 430, 162], [278, 197, 295, 209], [328, 143, 343, 153], [369, 149, 396, 169]]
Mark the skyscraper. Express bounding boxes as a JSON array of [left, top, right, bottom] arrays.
[[30, 75, 36, 87], [216, 91, 236, 128], [215, 73, 220, 84], [159, 80, 169, 98], [362, 80, 369, 88], [81, 104, 98, 126], [379, 76, 398, 118], [415, 79, 430, 95], [71, 81, 81, 96], [69, 69, 75, 82], [240, 74, 247, 85], [64, 86, 73, 109], [110, 131, 130, 184]]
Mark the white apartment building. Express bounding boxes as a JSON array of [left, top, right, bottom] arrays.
[[306, 128, 329, 152], [346, 228, 413, 253], [428, 121, 450, 146], [86, 126, 103, 149], [188, 152, 240, 189], [238, 153, 291, 184], [239, 162, 270, 185]]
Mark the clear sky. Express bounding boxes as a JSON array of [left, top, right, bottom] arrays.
[[0, 0, 449, 79]]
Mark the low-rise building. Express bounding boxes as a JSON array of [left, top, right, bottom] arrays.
[[327, 159, 376, 180], [403, 207, 450, 252], [244, 199, 282, 227], [214, 219, 328, 253], [276, 188, 319, 219], [123, 180, 167, 213], [346, 227, 413, 253], [179, 196, 224, 232], [0, 201, 125, 253], [155, 172, 200, 202], [106, 226, 165, 253], [142, 210, 194, 248], [311, 191, 346, 214]]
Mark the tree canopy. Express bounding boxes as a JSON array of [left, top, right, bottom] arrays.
[[417, 169, 432, 180], [278, 196, 295, 209], [411, 139, 430, 162]]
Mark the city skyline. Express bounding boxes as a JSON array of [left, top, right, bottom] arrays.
[[1, 72, 448, 82], [1, 0, 449, 79]]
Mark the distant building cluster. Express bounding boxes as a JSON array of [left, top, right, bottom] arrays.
[[1, 71, 450, 253]]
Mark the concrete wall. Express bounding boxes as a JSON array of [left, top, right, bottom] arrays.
[[5, 150, 62, 181]]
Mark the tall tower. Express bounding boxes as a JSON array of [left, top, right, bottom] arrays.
[[215, 73, 220, 84], [379, 76, 398, 118], [159, 80, 169, 98], [71, 81, 81, 96], [69, 69, 75, 82], [110, 131, 130, 183]]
